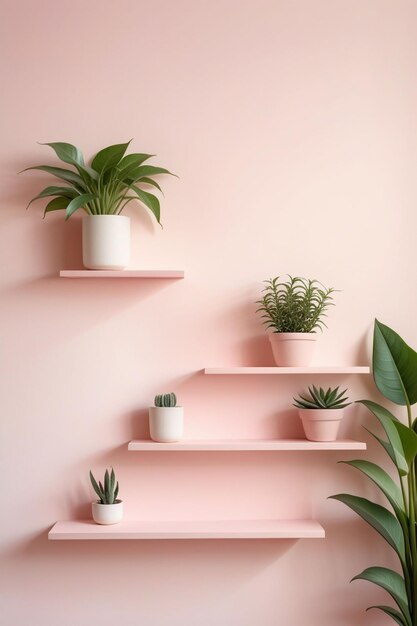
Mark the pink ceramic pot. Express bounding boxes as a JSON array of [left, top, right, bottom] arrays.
[[269, 332, 317, 366], [298, 408, 345, 441]]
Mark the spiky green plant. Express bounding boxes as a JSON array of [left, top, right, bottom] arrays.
[[22, 141, 175, 223], [89, 468, 120, 504], [293, 385, 350, 410], [257, 275, 336, 333], [154, 392, 177, 407], [331, 320, 417, 626]]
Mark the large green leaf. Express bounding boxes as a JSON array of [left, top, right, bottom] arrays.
[[363, 426, 397, 465], [352, 567, 411, 625], [139, 177, 163, 194], [91, 141, 131, 174], [127, 164, 175, 183], [358, 400, 417, 475], [367, 605, 407, 626], [130, 186, 161, 224], [21, 165, 85, 189], [373, 320, 417, 406], [340, 460, 405, 515], [43, 197, 71, 217], [65, 193, 95, 220], [40, 142, 85, 166], [330, 494, 405, 564], [26, 185, 77, 209]]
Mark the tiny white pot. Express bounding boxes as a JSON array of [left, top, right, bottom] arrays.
[[82, 215, 130, 270], [149, 407, 184, 443], [298, 408, 345, 442], [92, 500, 123, 525], [269, 332, 317, 366]]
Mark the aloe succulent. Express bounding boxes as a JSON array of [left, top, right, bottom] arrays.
[[22, 141, 175, 223], [89, 468, 120, 504], [155, 392, 177, 407], [293, 385, 350, 410], [257, 275, 336, 333]]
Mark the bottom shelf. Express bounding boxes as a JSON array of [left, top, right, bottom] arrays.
[[48, 519, 325, 540]]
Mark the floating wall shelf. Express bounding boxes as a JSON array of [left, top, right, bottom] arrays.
[[48, 519, 325, 540], [128, 439, 366, 452], [204, 366, 370, 375], [59, 270, 184, 279]]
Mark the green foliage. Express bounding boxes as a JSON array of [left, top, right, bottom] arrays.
[[256, 275, 335, 333], [331, 319, 417, 625], [22, 141, 175, 222], [89, 468, 120, 504], [293, 385, 350, 410], [154, 392, 177, 407]]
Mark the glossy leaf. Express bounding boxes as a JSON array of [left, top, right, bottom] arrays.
[[367, 605, 407, 626], [127, 164, 175, 183], [330, 494, 405, 564], [40, 142, 85, 166], [130, 186, 161, 224], [43, 197, 70, 217], [373, 319, 417, 406], [21, 165, 85, 188], [65, 193, 95, 220], [26, 185, 77, 209], [340, 460, 405, 514], [352, 567, 411, 625], [138, 176, 163, 194], [91, 141, 131, 174]]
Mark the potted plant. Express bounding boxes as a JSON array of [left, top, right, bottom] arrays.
[[256, 275, 336, 366], [149, 392, 184, 443], [293, 385, 351, 441], [23, 141, 174, 270], [331, 320, 417, 625], [89, 468, 123, 525]]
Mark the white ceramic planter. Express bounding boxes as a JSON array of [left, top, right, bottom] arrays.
[[269, 332, 317, 366], [149, 406, 184, 443], [298, 408, 345, 442], [92, 500, 123, 525], [82, 215, 130, 270]]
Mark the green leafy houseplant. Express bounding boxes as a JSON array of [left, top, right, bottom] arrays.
[[90, 468, 120, 504], [331, 319, 417, 626], [293, 386, 350, 410], [257, 275, 336, 333], [23, 141, 174, 223]]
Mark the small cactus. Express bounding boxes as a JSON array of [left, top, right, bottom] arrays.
[[154, 392, 177, 407], [89, 468, 120, 504]]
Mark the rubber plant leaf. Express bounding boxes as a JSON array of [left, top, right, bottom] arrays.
[[65, 193, 95, 220], [373, 319, 417, 406], [330, 494, 406, 566], [351, 567, 411, 626]]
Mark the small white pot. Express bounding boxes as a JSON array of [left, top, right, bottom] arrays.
[[269, 332, 317, 366], [82, 215, 130, 270], [149, 407, 184, 443], [92, 500, 123, 525], [298, 408, 345, 442]]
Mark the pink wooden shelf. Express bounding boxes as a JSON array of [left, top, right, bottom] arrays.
[[128, 439, 366, 451], [204, 366, 370, 375], [48, 519, 325, 540], [59, 270, 184, 279]]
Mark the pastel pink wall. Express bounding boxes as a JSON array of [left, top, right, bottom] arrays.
[[1, 0, 417, 624]]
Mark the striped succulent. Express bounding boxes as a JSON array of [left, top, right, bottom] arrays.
[[155, 392, 177, 407], [89, 468, 120, 504], [293, 385, 350, 410]]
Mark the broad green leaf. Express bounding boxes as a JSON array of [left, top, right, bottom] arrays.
[[373, 320, 417, 406], [26, 185, 77, 209], [118, 153, 154, 171], [364, 426, 397, 465], [130, 186, 161, 224], [134, 176, 163, 194], [330, 494, 405, 564], [65, 193, 95, 220], [21, 165, 85, 188], [352, 567, 411, 625], [127, 164, 175, 183], [43, 197, 70, 217], [367, 605, 407, 626], [40, 142, 85, 166], [358, 400, 417, 475], [340, 460, 405, 514], [91, 141, 131, 174]]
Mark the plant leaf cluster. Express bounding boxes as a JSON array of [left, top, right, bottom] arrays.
[[90, 468, 120, 504], [256, 275, 335, 333], [293, 385, 350, 409], [331, 319, 417, 625], [22, 141, 175, 223]]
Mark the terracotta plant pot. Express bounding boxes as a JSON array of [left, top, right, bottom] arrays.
[[149, 406, 184, 443], [297, 408, 345, 441], [269, 332, 317, 366], [92, 500, 123, 525], [82, 215, 130, 270]]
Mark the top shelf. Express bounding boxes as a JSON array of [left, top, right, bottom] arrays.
[[59, 270, 184, 279], [204, 366, 370, 375]]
